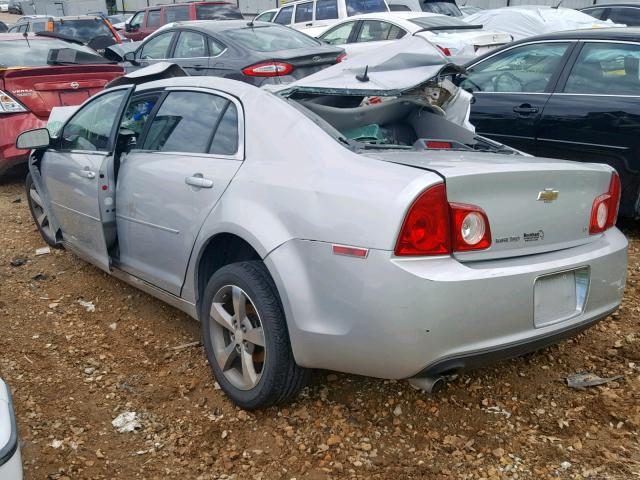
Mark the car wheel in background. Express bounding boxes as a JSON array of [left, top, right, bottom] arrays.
[[25, 173, 61, 249], [201, 261, 309, 409]]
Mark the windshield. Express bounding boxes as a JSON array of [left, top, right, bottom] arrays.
[[54, 19, 114, 42], [222, 25, 320, 51], [196, 4, 243, 19], [346, 0, 388, 16], [0, 38, 104, 67], [421, 1, 462, 16]]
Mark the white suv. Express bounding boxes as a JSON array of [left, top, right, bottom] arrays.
[[272, 0, 389, 37]]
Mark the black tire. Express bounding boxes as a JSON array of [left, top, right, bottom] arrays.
[[25, 173, 62, 249], [201, 261, 309, 409]]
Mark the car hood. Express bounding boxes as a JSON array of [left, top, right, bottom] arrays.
[[274, 35, 465, 97]]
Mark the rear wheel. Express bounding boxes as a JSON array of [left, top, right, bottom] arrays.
[[25, 173, 61, 248], [201, 261, 308, 409]]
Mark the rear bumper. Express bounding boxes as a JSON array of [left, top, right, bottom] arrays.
[[0, 112, 46, 175], [266, 228, 628, 379]]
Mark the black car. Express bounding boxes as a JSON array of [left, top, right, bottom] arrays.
[[123, 20, 345, 86], [458, 28, 640, 217], [581, 3, 640, 26]]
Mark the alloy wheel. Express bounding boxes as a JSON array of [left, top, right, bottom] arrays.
[[209, 285, 266, 391], [29, 183, 55, 242]]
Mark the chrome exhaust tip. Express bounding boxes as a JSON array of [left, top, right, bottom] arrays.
[[408, 376, 447, 393]]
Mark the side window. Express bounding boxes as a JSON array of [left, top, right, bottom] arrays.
[[607, 8, 640, 25], [294, 2, 313, 23], [209, 103, 238, 155], [461, 42, 569, 93], [320, 21, 356, 45], [582, 7, 606, 20], [31, 21, 46, 32], [143, 91, 239, 155], [208, 37, 225, 56], [356, 20, 404, 42], [146, 9, 161, 28], [315, 0, 338, 20], [120, 94, 161, 144], [174, 31, 207, 58], [564, 42, 640, 96], [129, 11, 144, 28], [164, 5, 190, 23], [274, 5, 294, 25], [140, 32, 174, 59], [60, 89, 127, 151], [389, 4, 411, 11]]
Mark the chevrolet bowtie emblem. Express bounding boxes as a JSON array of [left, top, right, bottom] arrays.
[[537, 188, 559, 202]]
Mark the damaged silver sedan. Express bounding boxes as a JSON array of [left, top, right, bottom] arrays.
[[19, 37, 627, 409]]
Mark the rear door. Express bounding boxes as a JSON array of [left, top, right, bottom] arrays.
[[292, 1, 314, 30], [171, 29, 214, 75], [536, 40, 640, 217], [39, 86, 133, 272], [462, 41, 573, 154], [347, 19, 406, 56], [116, 88, 244, 294]]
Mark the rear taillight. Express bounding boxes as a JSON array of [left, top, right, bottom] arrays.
[[450, 203, 491, 252], [336, 53, 347, 63], [395, 183, 491, 256], [589, 173, 621, 234], [437, 45, 452, 56], [0, 90, 27, 114], [241, 61, 293, 77]]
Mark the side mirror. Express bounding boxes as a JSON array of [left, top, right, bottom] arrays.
[[116, 128, 137, 154], [123, 51, 139, 65], [16, 128, 50, 150], [125, 22, 133, 32]]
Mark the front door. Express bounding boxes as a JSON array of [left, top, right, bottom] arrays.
[[462, 41, 573, 154], [116, 88, 244, 295], [39, 86, 133, 272], [536, 41, 640, 217]]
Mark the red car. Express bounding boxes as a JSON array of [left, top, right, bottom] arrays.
[[123, 1, 242, 41], [0, 34, 124, 175]]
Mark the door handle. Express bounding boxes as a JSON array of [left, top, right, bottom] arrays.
[[305, 22, 313, 26], [193, 64, 205, 70], [185, 174, 213, 189], [79, 170, 95, 179], [513, 104, 539, 114]]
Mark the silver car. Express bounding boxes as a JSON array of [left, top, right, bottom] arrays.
[[18, 39, 628, 409]]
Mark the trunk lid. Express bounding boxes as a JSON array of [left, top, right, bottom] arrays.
[[1, 65, 123, 117], [368, 150, 615, 260], [276, 35, 464, 97]]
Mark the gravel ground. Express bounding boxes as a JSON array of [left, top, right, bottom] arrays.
[[1, 173, 639, 479]]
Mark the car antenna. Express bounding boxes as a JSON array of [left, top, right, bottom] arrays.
[[356, 65, 369, 82], [552, 0, 563, 8], [247, 11, 257, 28], [22, 31, 30, 48]]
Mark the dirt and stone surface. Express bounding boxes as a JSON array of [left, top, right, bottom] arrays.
[[1, 173, 640, 479]]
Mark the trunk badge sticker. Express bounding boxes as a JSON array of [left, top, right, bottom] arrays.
[[538, 188, 559, 202], [70, 81, 80, 90]]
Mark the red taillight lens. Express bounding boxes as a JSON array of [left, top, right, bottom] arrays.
[[336, 53, 347, 63], [425, 140, 452, 149], [589, 173, 620, 234], [395, 184, 451, 256], [450, 203, 491, 252], [437, 45, 451, 56], [241, 61, 293, 77], [395, 184, 492, 256]]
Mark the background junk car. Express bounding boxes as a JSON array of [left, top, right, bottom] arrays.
[[123, 1, 243, 41], [122, 21, 345, 84], [19, 40, 627, 409], [317, 11, 511, 59], [457, 28, 640, 218], [0, 34, 123, 176]]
